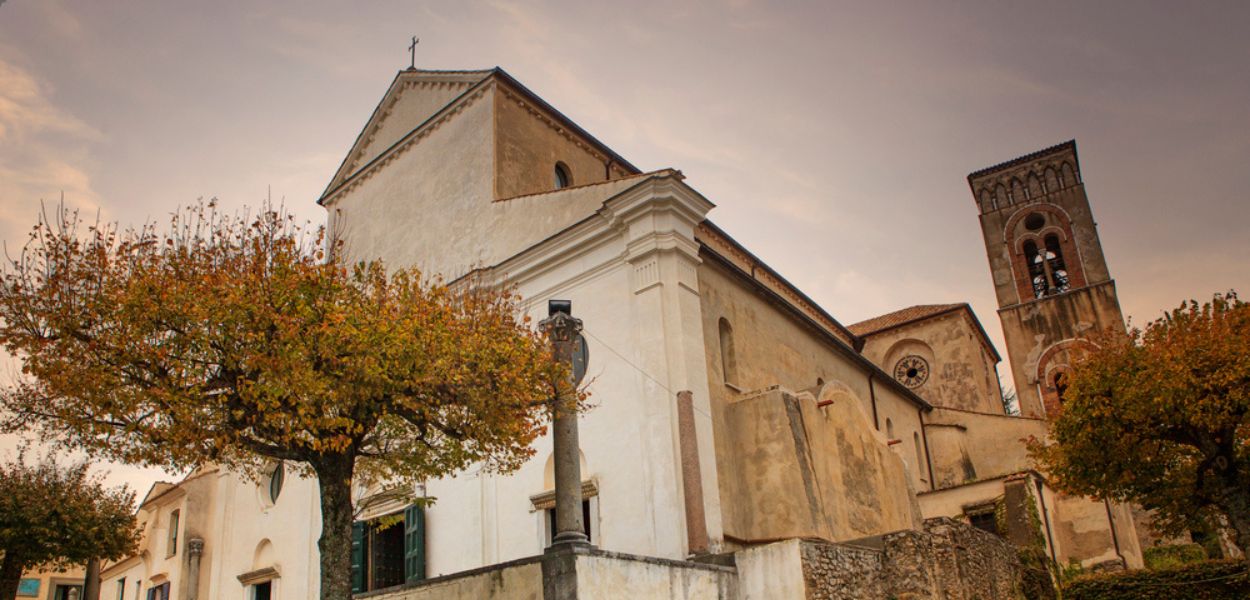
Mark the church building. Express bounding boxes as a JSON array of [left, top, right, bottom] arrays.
[[99, 67, 1145, 600]]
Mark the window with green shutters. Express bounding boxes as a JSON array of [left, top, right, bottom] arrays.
[[350, 504, 425, 594], [404, 504, 426, 583], [350, 521, 366, 594]]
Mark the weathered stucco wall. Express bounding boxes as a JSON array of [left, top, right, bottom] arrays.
[[696, 255, 931, 513], [493, 85, 628, 200], [858, 310, 1002, 414], [717, 387, 920, 544], [923, 407, 1048, 489], [575, 552, 736, 600], [919, 473, 1144, 573], [999, 281, 1125, 417], [1050, 492, 1143, 570]]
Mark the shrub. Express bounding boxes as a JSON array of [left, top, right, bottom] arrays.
[[1064, 560, 1249, 600], [1142, 543, 1208, 571]]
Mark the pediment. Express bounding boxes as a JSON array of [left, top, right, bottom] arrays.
[[322, 69, 492, 195]]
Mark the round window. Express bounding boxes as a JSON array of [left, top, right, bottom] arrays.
[[1023, 212, 1045, 231], [268, 463, 284, 503], [893, 355, 930, 388]]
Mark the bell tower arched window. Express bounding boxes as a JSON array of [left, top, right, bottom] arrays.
[[1044, 234, 1070, 293], [1023, 235, 1072, 299], [1024, 241, 1047, 299]]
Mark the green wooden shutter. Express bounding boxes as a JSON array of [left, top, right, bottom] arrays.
[[404, 504, 426, 583], [351, 521, 367, 593]]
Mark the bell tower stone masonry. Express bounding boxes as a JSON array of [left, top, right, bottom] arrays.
[[968, 141, 1125, 418]]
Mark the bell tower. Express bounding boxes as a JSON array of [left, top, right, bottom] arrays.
[[968, 141, 1125, 418]]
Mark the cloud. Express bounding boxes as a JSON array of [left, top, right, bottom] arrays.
[[0, 58, 103, 240]]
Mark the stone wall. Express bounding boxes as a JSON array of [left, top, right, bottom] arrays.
[[800, 542, 886, 599], [797, 518, 1025, 600]]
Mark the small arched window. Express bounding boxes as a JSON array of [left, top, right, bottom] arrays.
[[718, 318, 738, 387], [886, 418, 895, 440], [554, 162, 572, 189]]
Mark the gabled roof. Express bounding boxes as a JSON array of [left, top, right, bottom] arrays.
[[137, 481, 176, 509], [321, 68, 493, 198], [848, 304, 964, 337], [318, 66, 642, 205], [849, 303, 1001, 362]]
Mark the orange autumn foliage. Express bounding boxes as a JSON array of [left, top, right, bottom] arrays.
[[1029, 292, 1250, 561], [0, 202, 568, 600]]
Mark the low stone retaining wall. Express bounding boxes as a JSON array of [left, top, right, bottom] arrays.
[[359, 556, 543, 600], [798, 517, 1025, 600], [356, 545, 735, 600], [360, 519, 1020, 599]]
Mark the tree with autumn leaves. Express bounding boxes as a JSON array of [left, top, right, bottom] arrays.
[[1030, 292, 1250, 562], [0, 204, 565, 600], [0, 452, 139, 600]]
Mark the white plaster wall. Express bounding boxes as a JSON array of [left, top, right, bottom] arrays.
[[575, 554, 734, 600], [734, 540, 806, 600], [102, 561, 146, 600], [326, 84, 649, 282], [425, 178, 718, 574], [203, 470, 321, 600]]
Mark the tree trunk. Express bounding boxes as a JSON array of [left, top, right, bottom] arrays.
[[316, 454, 357, 600], [1216, 495, 1250, 564], [0, 553, 24, 600], [81, 558, 100, 600], [1213, 459, 1250, 565]]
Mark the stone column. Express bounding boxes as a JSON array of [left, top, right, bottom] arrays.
[[540, 304, 589, 549], [186, 538, 205, 600], [676, 390, 709, 555]]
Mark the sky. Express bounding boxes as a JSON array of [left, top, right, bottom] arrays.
[[1, 0, 1247, 496]]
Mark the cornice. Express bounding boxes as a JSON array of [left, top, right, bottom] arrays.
[[967, 140, 1077, 182]]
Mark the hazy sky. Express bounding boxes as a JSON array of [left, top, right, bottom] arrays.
[[1, 1, 1247, 495]]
